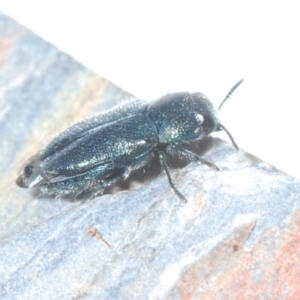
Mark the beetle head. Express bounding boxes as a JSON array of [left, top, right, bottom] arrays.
[[190, 92, 220, 136]]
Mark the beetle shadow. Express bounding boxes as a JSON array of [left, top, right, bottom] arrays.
[[114, 136, 217, 192], [33, 136, 217, 202]]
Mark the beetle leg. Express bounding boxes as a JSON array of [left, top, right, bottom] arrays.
[[90, 167, 126, 199], [172, 145, 219, 171], [90, 189, 105, 200], [158, 151, 187, 203]]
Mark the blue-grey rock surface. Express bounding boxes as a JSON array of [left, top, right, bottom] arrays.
[[1, 11, 300, 300]]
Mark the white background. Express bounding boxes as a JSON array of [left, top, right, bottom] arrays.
[[2, 1, 300, 179]]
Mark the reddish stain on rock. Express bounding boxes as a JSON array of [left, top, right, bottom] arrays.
[[0, 38, 12, 67], [174, 214, 300, 299]]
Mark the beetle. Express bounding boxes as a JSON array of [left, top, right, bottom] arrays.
[[16, 80, 243, 202]]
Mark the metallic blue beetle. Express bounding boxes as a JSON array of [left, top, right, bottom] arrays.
[[16, 80, 242, 202]]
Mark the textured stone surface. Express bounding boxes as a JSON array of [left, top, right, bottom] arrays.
[[1, 11, 300, 300]]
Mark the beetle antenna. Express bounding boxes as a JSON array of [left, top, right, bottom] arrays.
[[218, 79, 243, 112], [218, 124, 239, 150]]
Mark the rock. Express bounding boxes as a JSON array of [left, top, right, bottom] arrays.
[[1, 11, 300, 300], [0, 10, 131, 240]]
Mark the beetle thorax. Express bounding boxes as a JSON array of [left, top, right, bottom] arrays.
[[147, 92, 212, 144]]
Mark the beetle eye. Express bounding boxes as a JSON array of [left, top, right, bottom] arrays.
[[195, 114, 204, 124], [202, 114, 217, 134]]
